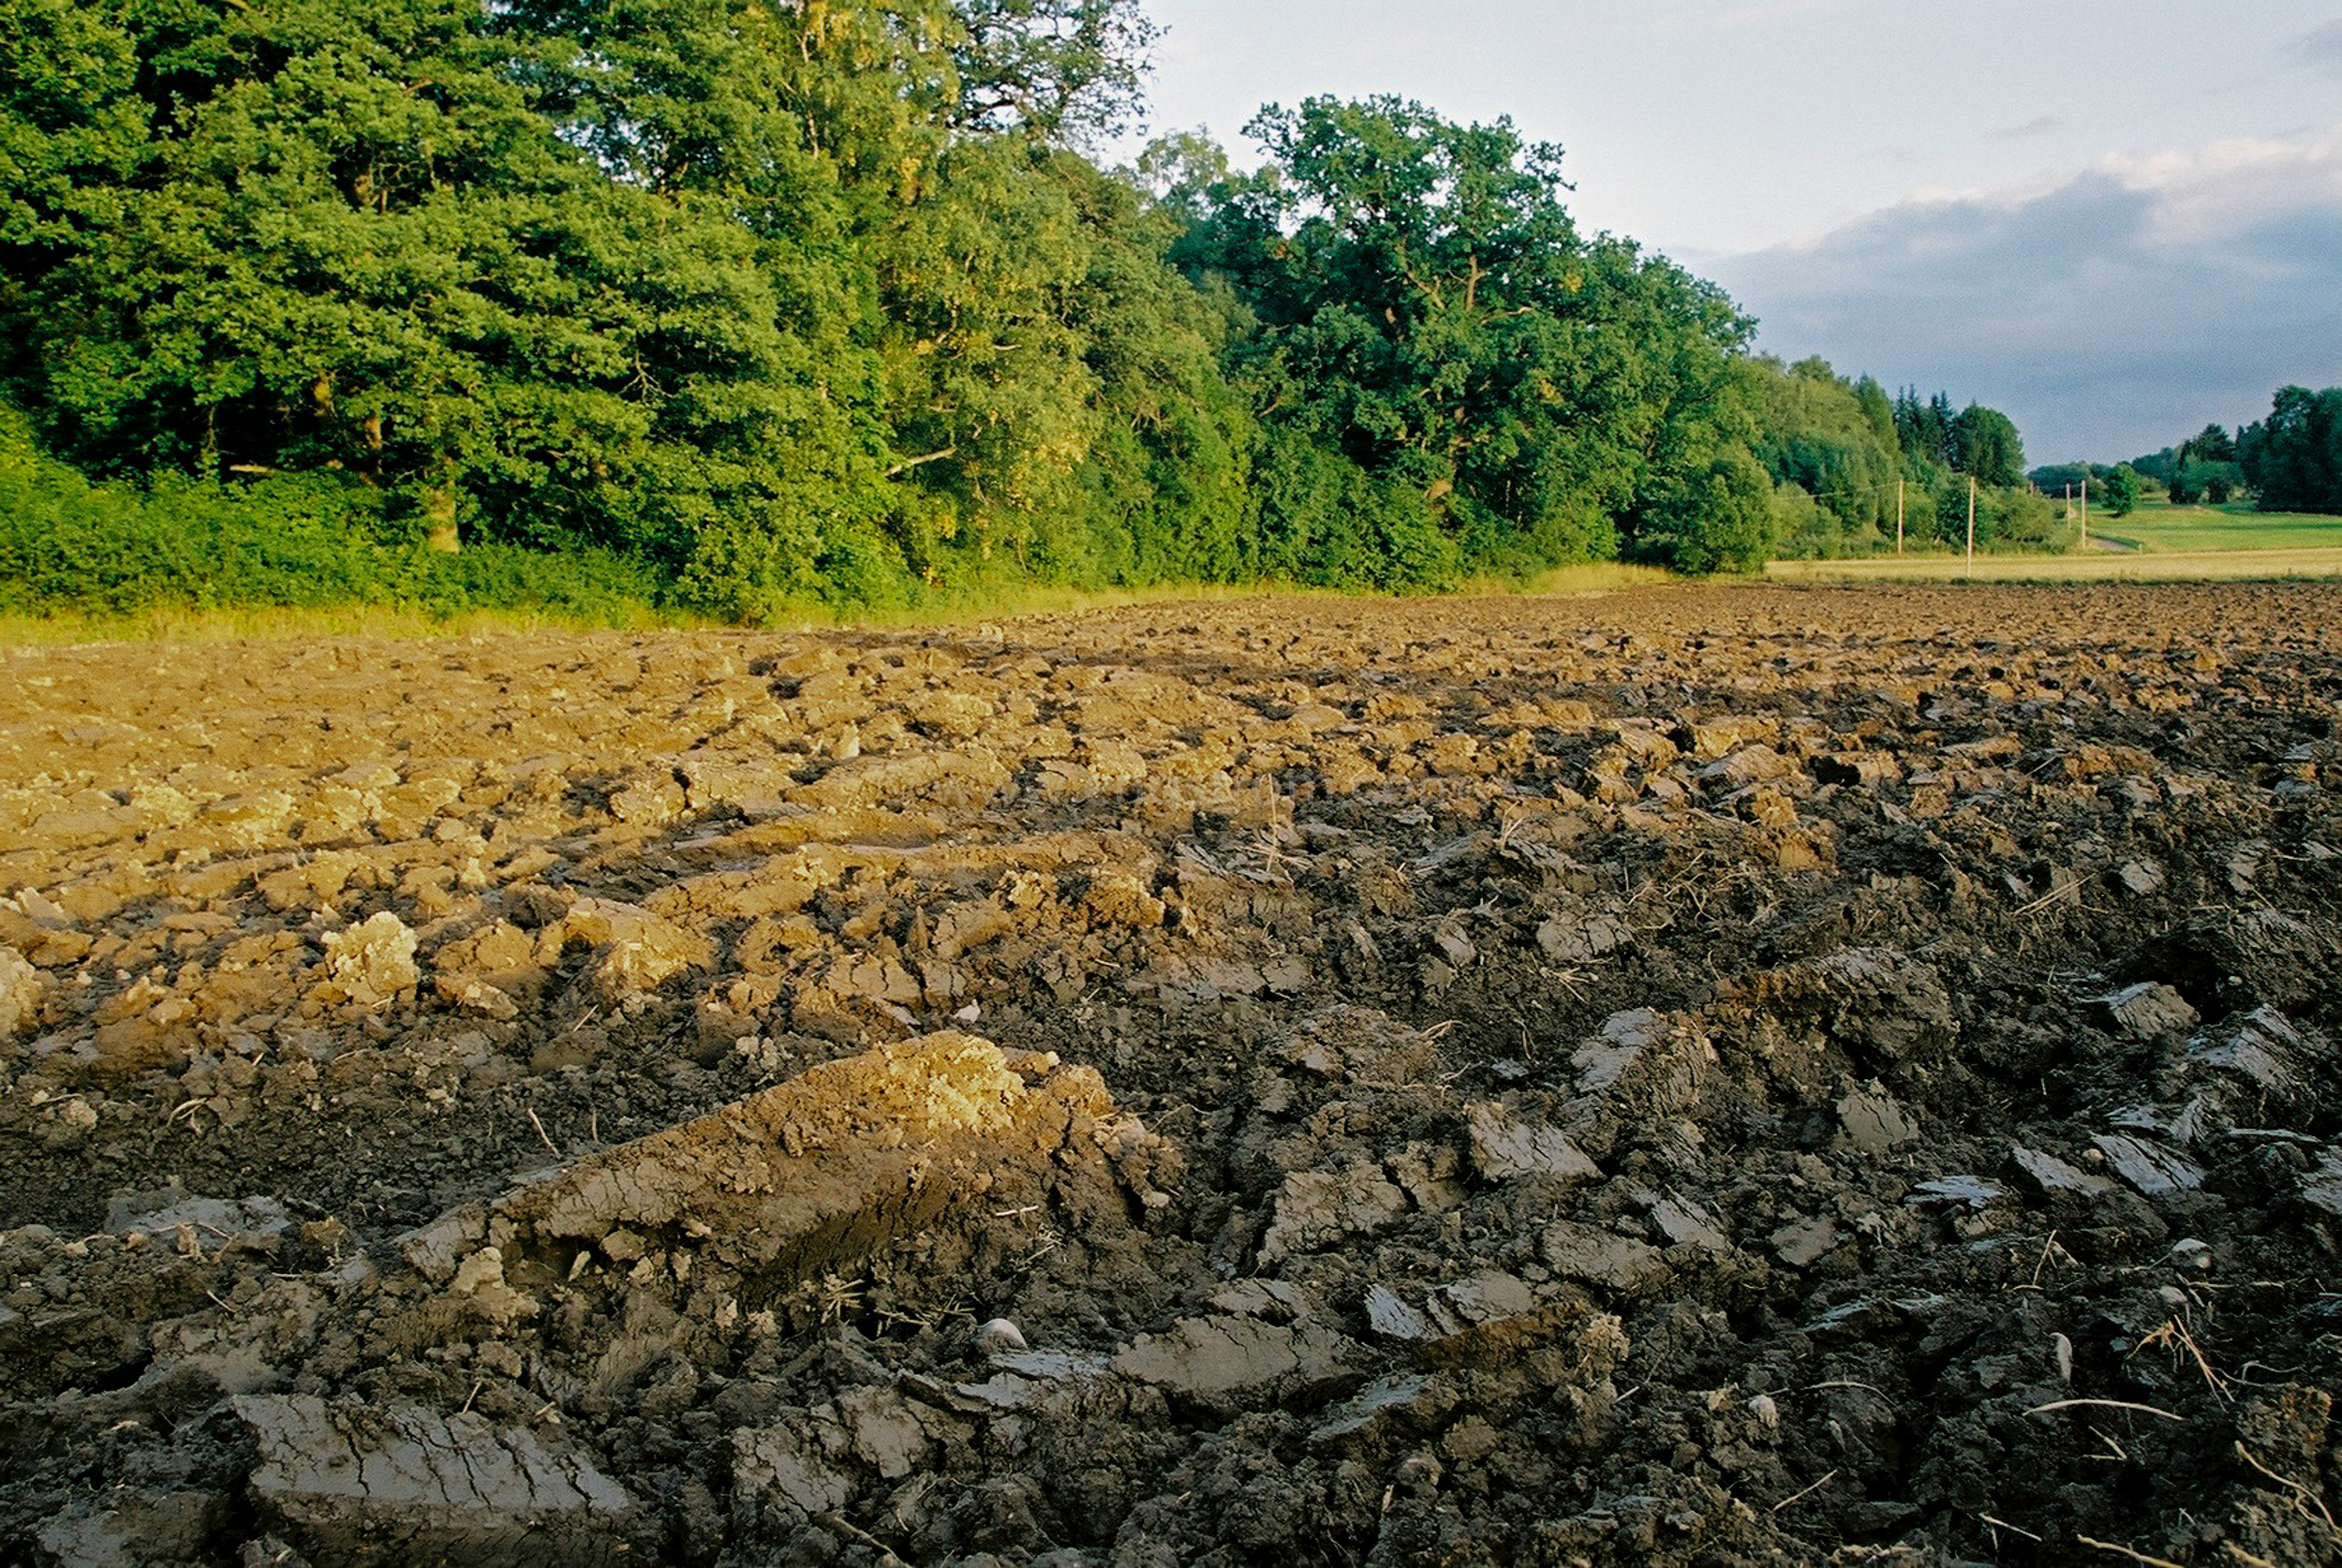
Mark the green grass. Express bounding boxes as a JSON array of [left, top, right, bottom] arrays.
[[1767, 498, 2342, 583], [2087, 501, 2342, 554], [1, 562, 1689, 647], [1765, 549, 2342, 584]]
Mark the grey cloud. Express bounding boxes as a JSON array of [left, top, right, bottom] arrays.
[[1707, 169, 2342, 460], [2295, 20, 2342, 74]]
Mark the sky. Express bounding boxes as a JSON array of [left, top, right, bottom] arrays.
[[1112, 1, 2342, 464]]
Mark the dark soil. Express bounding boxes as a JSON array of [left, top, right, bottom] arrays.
[[3, 582, 2339, 1567]]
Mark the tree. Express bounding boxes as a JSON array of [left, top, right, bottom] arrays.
[[1160, 98, 1756, 582], [2103, 463, 2142, 518], [1892, 387, 1958, 470], [1852, 375, 1897, 451], [2166, 423, 2238, 506], [951, 0, 1160, 143], [1744, 355, 1897, 555], [13, 0, 2077, 612], [1949, 403, 2024, 488], [6, 0, 890, 574], [2239, 386, 2342, 514], [0, 0, 146, 266], [1632, 446, 1776, 574]]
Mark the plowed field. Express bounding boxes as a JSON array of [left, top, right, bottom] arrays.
[[4, 583, 2340, 1566]]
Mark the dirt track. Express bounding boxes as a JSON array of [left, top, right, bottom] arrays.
[[3, 582, 2340, 1566]]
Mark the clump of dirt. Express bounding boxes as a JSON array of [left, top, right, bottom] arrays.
[[3, 582, 2340, 1565]]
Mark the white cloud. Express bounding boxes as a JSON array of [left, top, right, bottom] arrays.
[[1710, 126, 2342, 460], [2104, 127, 2342, 244]]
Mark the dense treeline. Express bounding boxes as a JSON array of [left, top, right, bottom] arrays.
[[1, 0, 2049, 616], [2239, 388, 2342, 513]]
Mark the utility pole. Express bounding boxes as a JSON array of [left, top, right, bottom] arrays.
[[1965, 476, 1977, 572], [2078, 466, 2088, 550], [1896, 477, 1905, 556]]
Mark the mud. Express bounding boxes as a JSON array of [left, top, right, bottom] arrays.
[[3, 582, 2340, 1566]]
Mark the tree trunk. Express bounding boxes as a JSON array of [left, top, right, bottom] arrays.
[[423, 483, 460, 554]]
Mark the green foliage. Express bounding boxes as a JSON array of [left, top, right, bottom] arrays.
[[2180, 460, 2243, 506], [1890, 387, 2024, 487], [0, 402, 658, 617], [2103, 463, 2142, 518], [0, 0, 146, 261], [1157, 96, 1753, 585], [1950, 404, 2025, 488], [951, 0, 1160, 142], [2240, 386, 2342, 513], [2167, 428, 2244, 506], [1893, 389, 1957, 468], [2, 0, 2053, 615], [1630, 447, 1777, 574], [1744, 356, 1894, 553], [2027, 462, 2091, 497]]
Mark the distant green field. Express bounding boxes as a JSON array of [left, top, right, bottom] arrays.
[[1768, 501, 2342, 583], [1766, 549, 2342, 584], [2087, 502, 2342, 554]]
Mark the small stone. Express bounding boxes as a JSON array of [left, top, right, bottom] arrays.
[[975, 1318, 1029, 1354]]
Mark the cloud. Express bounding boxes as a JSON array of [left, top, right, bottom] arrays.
[[1707, 127, 2342, 460], [1995, 115, 2063, 141], [2295, 20, 2342, 76], [1655, 0, 1840, 31]]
